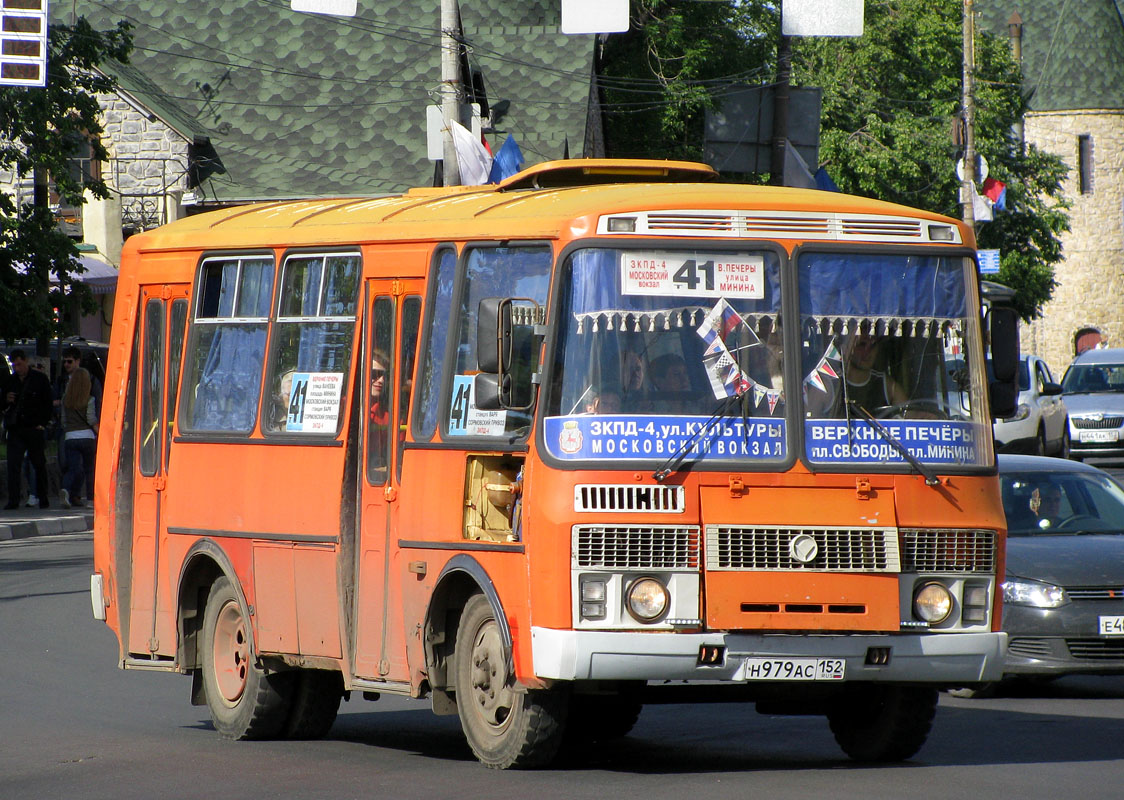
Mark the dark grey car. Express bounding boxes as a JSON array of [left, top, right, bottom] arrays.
[[998, 454, 1124, 678]]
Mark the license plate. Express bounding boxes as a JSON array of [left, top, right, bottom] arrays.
[[1080, 430, 1119, 443], [1099, 615, 1124, 636], [743, 657, 846, 681]]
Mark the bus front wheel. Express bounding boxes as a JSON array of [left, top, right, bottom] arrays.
[[454, 594, 567, 769], [826, 685, 937, 762], [201, 576, 292, 739]]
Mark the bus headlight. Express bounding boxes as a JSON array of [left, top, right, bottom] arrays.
[[626, 577, 669, 623], [913, 581, 953, 623]]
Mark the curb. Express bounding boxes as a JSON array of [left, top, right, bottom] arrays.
[[0, 510, 94, 541]]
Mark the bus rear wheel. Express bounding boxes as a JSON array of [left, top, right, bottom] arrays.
[[826, 685, 937, 762], [454, 594, 567, 769], [201, 576, 292, 739]]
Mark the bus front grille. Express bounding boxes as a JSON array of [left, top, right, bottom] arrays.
[[900, 529, 996, 573], [705, 526, 900, 572], [574, 525, 700, 569]]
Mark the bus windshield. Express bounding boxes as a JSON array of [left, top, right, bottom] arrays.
[[544, 246, 788, 464], [799, 251, 990, 469], [542, 247, 991, 470]]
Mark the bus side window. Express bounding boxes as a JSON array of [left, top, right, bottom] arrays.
[[182, 256, 273, 433], [367, 297, 394, 484], [165, 298, 188, 469], [265, 253, 360, 434], [413, 246, 457, 441], [397, 295, 422, 481]]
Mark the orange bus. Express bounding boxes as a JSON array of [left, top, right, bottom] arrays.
[[91, 159, 1019, 768]]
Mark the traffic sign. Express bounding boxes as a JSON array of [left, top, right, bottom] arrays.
[[978, 249, 1001, 275]]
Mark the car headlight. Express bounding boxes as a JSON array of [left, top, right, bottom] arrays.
[[913, 581, 954, 623], [625, 577, 669, 623], [1002, 577, 1069, 608]]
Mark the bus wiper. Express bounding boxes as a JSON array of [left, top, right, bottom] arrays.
[[652, 392, 744, 482], [844, 400, 940, 487]]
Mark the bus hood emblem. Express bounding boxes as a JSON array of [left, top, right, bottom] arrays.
[[789, 534, 819, 564]]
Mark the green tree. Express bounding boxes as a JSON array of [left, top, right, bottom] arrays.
[[793, 0, 1068, 320], [0, 18, 132, 342], [599, 0, 771, 160]]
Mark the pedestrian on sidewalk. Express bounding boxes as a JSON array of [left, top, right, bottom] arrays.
[[3, 349, 53, 509], [60, 365, 97, 509]]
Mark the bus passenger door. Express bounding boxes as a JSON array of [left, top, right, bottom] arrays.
[[127, 286, 189, 657], [354, 280, 422, 680]]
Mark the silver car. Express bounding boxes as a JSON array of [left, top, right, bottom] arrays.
[[993, 355, 1068, 456], [1061, 348, 1124, 461]]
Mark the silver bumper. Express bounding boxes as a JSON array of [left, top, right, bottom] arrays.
[[531, 627, 1007, 684]]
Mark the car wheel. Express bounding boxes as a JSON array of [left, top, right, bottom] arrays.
[[1034, 426, 1046, 456], [1058, 423, 1071, 459]]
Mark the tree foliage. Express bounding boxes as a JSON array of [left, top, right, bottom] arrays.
[[793, 0, 1069, 320], [600, 0, 1069, 320], [0, 18, 132, 341]]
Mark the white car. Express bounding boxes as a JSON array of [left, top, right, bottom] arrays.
[[993, 355, 1069, 456]]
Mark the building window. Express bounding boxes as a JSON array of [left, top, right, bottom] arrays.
[[1078, 134, 1094, 195]]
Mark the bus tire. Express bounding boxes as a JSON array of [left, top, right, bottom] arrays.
[[284, 669, 344, 739], [201, 576, 292, 740], [826, 685, 937, 762], [454, 594, 567, 769]]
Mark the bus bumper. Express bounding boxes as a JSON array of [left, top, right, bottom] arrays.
[[530, 627, 1007, 684]]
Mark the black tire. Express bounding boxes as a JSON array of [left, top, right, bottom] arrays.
[[827, 685, 938, 762], [200, 576, 293, 740], [285, 669, 344, 739], [567, 692, 643, 743], [1058, 423, 1071, 459], [454, 594, 568, 769], [1034, 426, 1047, 456]]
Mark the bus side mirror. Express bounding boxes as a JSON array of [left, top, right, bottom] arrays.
[[477, 297, 510, 375], [988, 306, 1019, 419], [476, 297, 542, 411]]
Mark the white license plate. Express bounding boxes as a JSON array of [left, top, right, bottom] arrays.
[[1099, 615, 1124, 636], [743, 657, 846, 681], [1080, 430, 1119, 443]]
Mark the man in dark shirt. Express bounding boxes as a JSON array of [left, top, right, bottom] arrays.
[[3, 349, 53, 509]]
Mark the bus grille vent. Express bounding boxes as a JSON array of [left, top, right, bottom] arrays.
[[607, 212, 934, 242], [705, 526, 899, 572], [900, 528, 996, 573], [574, 525, 700, 569], [574, 484, 684, 513]]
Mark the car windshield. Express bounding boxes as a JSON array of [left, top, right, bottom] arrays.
[[1001, 468, 1124, 535], [1061, 363, 1124, 393]]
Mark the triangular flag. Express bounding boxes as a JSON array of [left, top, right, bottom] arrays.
[[806, 370, 826, 393]]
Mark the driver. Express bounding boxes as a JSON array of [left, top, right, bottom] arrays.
[[841, 332, 907, 414], [1029, 484, 1066, 529]]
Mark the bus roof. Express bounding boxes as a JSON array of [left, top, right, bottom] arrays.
[[127, 159, 971, 254]]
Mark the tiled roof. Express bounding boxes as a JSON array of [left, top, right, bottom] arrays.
[[977, 0, 1124, 111], [60, 1, 596, 201]]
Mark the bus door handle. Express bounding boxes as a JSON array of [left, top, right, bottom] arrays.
[[154, 475, 167, 491], [384, 486, 397, 502]]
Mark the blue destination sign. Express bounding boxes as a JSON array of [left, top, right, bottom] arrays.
[[543, 415, 786, 461], [805, 419, 981, 465]]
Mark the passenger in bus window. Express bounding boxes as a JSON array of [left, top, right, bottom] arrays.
[[649, 353, 695, 414], [368, 351, 390, 470], [271, 369, 297, 429], [583, 387, 621, 415]]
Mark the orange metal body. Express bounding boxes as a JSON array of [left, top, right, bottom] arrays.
[[92, 160, 1004, 696]]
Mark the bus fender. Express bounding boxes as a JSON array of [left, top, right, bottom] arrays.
[[176, 538, 244, 703], [423, 554, 513, 697]]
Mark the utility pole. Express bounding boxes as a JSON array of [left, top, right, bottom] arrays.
[[769, 11, 792, 187], [960, 0, 977, 230], [440, 0, 462, 186]]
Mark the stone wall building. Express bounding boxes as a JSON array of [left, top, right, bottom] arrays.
[[980, 1, 1124, 376]]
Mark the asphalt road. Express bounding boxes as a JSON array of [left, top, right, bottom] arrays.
[[4, 534, 1124, 799]]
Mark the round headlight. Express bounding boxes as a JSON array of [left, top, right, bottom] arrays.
[[626, 577, 669, 623], [913, 582, 953, 624]]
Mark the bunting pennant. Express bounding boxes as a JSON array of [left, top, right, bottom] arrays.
[[767, 391, 781, 415]]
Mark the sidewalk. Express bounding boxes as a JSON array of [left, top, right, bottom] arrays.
[[0, 502, 93, 540]]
